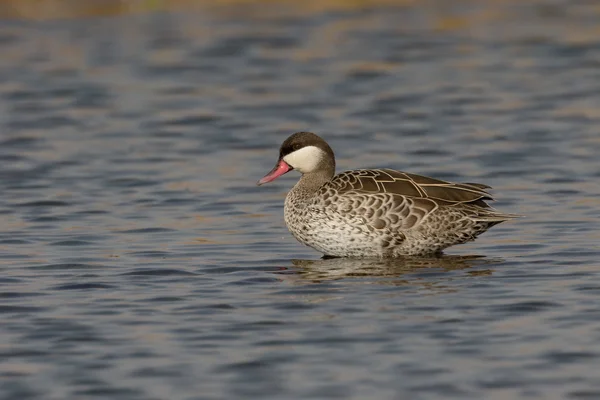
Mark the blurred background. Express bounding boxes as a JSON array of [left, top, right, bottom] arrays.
[[1, 1, 600, 399]]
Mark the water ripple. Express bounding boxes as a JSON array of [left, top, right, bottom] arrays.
[[0, 2, 598, 400]]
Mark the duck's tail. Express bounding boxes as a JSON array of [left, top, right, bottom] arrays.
[[475, 210, 522, 223]]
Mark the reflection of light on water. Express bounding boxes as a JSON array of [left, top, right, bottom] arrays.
[[0, 0, 420, 20], [5, 0, 599, 35]]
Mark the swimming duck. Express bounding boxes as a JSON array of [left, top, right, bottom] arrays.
[[258, 132, 516, 257]]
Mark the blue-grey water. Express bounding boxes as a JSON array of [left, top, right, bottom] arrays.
[[1, 1, 600, 399]]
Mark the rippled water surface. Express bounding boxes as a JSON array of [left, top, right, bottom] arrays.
[[1, 1, 600, 399]]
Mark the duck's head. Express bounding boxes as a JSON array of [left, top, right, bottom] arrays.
[[257, 132, 335, 185]]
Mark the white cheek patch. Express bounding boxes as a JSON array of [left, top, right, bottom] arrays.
[[283, 146, 324, 173]]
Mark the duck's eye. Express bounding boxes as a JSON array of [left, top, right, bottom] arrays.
[[292, 144, 301, 151]]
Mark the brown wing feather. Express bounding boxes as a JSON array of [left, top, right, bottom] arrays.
[[315, 169, 496, 233], [463, 182, 492, 190], [330, 168, 494, 205]]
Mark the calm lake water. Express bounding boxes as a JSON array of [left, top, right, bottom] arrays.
[[1, 1, 600, 399]]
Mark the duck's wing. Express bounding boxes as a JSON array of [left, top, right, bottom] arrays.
[[315, 169, 499, 231], [326, 168, 494, 206]]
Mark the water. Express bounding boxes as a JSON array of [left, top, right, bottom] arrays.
[[1, 1, 600, 399]]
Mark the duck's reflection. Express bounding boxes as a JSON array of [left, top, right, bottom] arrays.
[[280, 254, 502, 284]]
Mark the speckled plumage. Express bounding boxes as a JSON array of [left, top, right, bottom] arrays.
[[259, 132, 517, 257]]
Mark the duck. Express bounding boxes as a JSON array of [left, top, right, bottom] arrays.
[[257, 132, 517, 257]]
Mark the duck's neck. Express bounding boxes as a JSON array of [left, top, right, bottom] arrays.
[[288, 169, 334, 204]]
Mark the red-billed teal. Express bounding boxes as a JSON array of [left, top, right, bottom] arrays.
[[258, 132, 518, 257]]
